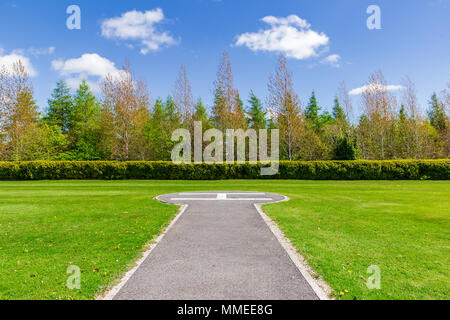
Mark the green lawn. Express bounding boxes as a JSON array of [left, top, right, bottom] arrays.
[[0, 180, 448, 300]]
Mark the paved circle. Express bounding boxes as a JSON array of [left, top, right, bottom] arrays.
[[113, 191, 318, 300]]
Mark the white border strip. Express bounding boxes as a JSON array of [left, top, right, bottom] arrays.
[[255, 198, 333, 300], [99, 192, 332, 301], [98, 201, 188, 300], [171, 198, 274, 201], [180, 193, 265, 195]]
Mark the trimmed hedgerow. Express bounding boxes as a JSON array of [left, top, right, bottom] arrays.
[[0, 160, 448, 180]]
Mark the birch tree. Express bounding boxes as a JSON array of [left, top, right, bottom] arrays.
[[0, 61, 39, 159], [267, 54, 303, 160], [100, 63, 150, 160], [360, 70, 396, 159], [173, 65, 194, 129], [212, 52, 246, 131]]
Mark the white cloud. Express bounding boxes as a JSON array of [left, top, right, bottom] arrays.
[[51, 53, 121, 92], [265, 108, 277, 121], [28, 46, 55, 56], [66, 77, 101, 93], [262, 15, 311, 28], [321, 54, 341, 67], [349, 84, 404, 95], [101, 8, 177, 55], [52, 53, 120, 78], [235, 14, 329, 60], [0, 52, 37, 76]]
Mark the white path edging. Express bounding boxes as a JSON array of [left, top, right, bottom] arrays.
[[98, 201, 188, 300], [99, 192, 333, 300], [254, 197, 333, 301]]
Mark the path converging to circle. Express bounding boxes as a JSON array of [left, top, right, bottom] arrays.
[[107, 191, 323, 300]]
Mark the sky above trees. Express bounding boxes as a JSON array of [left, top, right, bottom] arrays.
[[0, 0, 448, 116]]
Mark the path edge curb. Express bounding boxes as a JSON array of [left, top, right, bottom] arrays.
[[99, 192, 333, 300], [255, 197, 333, 300], [98, 199, 188, 300]]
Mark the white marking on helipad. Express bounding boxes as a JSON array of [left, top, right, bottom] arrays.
[[171, 198, 273, 201], [180, 193, 265, 195], [172, 192, 272, 201]]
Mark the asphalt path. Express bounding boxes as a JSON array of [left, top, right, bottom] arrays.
[[113, 191, 318, 300]]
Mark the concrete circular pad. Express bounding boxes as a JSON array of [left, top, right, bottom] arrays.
[[112, 191, 319, 300], [157, 191, 286, 205]]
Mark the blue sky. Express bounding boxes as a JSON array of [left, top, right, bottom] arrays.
[[0, 0, 449, 119]]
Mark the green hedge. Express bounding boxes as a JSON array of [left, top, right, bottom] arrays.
[[0, 160, 448, 180]]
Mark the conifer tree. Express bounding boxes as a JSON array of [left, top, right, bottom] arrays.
[[332, 97, 346, 122], [45, 80, 73, 133], [247, 91, 266, 130], [399, 105, 406, 121], [143, 96, 182, 161], [193, 98, 212, 130], [305, 91, 321, 128], [69, 80, 102, 160], [428, 92, 447, 133]]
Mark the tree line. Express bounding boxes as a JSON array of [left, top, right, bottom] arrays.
[[0, 53, 449, 162]]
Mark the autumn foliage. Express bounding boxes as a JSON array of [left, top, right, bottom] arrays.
[[0, 53, 449, 162]]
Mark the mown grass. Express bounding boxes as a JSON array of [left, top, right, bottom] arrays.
[[261, 180, 450, 300], [0, 181, 179, 299], [0, 180, 448, 300]]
